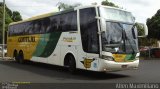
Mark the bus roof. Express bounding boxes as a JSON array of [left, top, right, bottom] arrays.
[[9, 5, 130, 26], [74, 5, 131, 13], [9, 8, 75, 26], [10, 12, 54, 26]]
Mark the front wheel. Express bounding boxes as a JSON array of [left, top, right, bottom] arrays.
[[68, 55, 76, 74]]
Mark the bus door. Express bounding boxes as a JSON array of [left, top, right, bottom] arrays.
[[79, 7, 99, 71]]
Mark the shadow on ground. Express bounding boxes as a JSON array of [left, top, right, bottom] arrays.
[[0, 60, 129, 81]]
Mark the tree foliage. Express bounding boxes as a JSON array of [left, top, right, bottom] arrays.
[[0, 2, 22, 43], [0, 3, 22, 29], [57, 0, 119, 11], [11, 11, 22, 22], [57, 2, 81, 11], [147, 9, 160, 40], [135, 23, 145, 36], [138, 38, 157, 47], [101, 0, 118, 8]]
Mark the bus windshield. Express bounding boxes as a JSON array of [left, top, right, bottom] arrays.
[[99, 7, 139, 54], [101, 21, 139, 54]]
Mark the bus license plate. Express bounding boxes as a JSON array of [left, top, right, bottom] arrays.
[[122, 65, 127, 68]]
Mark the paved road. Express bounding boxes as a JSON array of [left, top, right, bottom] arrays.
[[0, 59, 160, 83]]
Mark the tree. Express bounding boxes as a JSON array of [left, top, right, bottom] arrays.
[[101, 0, 118, 8], [135, 23, 145, 36], [11, 11, 22, 22], [57, 2, 81, 11], [138, 37, 157, 47], [0, 2, 22, 43], [147, 9, 160, 40]]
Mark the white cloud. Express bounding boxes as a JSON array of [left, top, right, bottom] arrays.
[[1, 0, 59, 19], [0, 0, 160, 23]]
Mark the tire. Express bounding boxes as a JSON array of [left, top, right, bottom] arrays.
[[68, 55, 76, 74], [14, 51, 19, 63], [18, 51, 24, 64]]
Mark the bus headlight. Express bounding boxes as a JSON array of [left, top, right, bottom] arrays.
[[102, 55, 114, 61]]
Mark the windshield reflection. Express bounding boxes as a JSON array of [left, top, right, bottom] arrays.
[[102, 21, 139, 54]]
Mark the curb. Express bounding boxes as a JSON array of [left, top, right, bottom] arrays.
[[0, 57, 13, 60]]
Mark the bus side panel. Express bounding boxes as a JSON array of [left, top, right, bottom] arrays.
[[59, 32, 79, 66], [30, 32, 62, 63], [7, 37, 16, 58], [47, 45, 61, 66], [7, 35, 41, 60]]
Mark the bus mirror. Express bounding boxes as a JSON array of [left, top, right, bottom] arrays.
[[95, 16, 104, 20], [136, 23, 148, 38], [97, 31, 105, 35], [95, 16, 101, 19]]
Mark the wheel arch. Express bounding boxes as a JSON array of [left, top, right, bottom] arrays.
[[13, 49, 18, 58], [19, 50, 23, 54], [63, 52, 76, 67]]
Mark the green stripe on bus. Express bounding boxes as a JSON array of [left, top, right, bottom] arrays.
[[33, 32, 62, 57], [32, 34, 48, 57], [125, 54, 136, 60]]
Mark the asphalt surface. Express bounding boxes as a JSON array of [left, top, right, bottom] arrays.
[[0, 58, 160, 83], [0, 58, 160, 89]]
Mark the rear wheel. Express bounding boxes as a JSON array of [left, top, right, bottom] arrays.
[[13, 50, 19, 63], [18, 51, 24, 64]]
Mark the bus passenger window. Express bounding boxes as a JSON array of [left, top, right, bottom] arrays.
[[80, 8, 99, 53]]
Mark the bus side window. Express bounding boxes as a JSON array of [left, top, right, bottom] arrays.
[[49, 15, 60, 32], [40, 17, 50, 34], [15, 24, 19, 35], [70, 11, 77, 31], [60, 16, 64, 32], [80, 8, 99, 53], [26, 22, 33, 35], [44, 17, 51, 33], [9, 26, 13, 36], [61, 14, 66, 31], [32, 20, 41, 34], [61, 11, 77, 32]]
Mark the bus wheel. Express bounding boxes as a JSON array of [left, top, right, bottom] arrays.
[[18, 51, 24, 64], [68, 55, 76, 74], [14, 50, 19, 63]]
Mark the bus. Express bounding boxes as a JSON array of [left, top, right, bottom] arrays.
[[7, 5, 148, 73]]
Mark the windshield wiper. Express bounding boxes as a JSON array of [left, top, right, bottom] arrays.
[[124, 31, 135, 54], [131, 24, 136, 39], [105, 44, 121, 48]]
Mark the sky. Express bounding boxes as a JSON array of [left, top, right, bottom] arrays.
[[0, 0, 160, 23]]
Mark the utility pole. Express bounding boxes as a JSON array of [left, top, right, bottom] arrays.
[[2, 0, 5, 58]]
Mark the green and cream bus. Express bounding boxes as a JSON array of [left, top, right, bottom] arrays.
[[7, 5, 148, 73]]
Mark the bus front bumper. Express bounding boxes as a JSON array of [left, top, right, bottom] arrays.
[[99, 59, 139, 72]]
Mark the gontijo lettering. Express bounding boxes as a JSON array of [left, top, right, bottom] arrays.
[[18, 36, 35, 42]]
